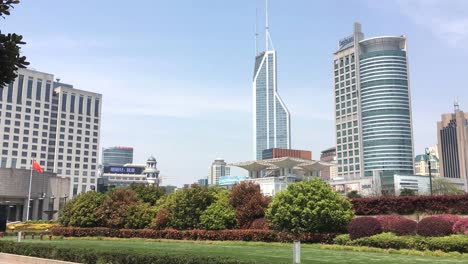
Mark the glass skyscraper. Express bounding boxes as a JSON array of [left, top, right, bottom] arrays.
[[102, 146, 133, 167], [333, 23, 414, 184], [253, 50, 291, 160]]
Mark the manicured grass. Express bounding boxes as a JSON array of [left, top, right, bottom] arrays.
[[3, 237, 468, 264]]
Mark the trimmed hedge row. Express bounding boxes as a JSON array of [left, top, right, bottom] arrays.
[[0, 240, 251, 264], [334, 233, 468, 253], [50, 227, 337, 243], [351, 194, 468, 215]]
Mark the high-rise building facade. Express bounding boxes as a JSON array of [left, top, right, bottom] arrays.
[[437, 104, 468, 188], [253, 2, 291, 160], [333, 23, 414, 181], [261, 148, 311, 160], [0, 68, 102, 197], [208, 158, 230, 185], [320, 147, 338, 181], [102, 146, 133, 166]]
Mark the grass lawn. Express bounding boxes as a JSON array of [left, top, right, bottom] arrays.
[[2, 237, 468, 264]]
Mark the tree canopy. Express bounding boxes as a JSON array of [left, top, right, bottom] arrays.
[[0, 0, 29, 87]]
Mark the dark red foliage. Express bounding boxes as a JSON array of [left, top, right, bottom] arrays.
[[95, 189, 139, 229], [249, 218, 270, 230], [432, 214, 461, 227], [453, 218, 468, 235], [351, 194, 468, 215], [153, 208, 170, 230], [417, 216, 453, 237], [375, 215, 417, 236], [229, 182, 271, 228], [348, 217, 382, 240], [50, 227, 337, 243]]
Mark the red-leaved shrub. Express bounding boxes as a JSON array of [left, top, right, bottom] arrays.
[[152, 208, 171, 229], [348, 217, 382, 240], [351, 194, 468, 215], [375, 215, 417, 236], [249, 218, 270, 230], [453, 218, 468, 235], [417, 216, 453, 237], [229, 182, 271, 228], [50, 227, 337, 243], [432, 214, 461, 228]]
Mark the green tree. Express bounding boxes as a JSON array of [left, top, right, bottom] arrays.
[[128, 183, 166, 206], [165, 185, 216, 229], [58, 191, 105, 227], [432, 178, 465, 195], [399, 188, 416, 196], [0, 0, 29, 87], [200, 189, 237, 230], [229, 182, 270, 228], [125, 203, 156, 229], [96, 189, 139, 228], [266, 178, 354, 233], [346, 190, 361, 199]]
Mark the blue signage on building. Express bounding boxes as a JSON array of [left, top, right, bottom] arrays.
[[218, 175, 248, 186], [339, 35, 354, 50], [103, 166, 143, 174]]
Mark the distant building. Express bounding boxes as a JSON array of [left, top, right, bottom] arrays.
[[197, 178, 208, 186], [101, 156, 160, 188], [414, 154, 440, 177], [102, 146, 133, 167], [333, 22, 414, 181], [320, 147, 337, 181], [161, 185, 177, 193], [261, 148, 311, 160], [218, 175, 248, 189], [437, 103, 468, 191], [208, 158, 230, 185]]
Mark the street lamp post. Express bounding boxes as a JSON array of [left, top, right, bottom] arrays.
[[426, 148, 433, 195]]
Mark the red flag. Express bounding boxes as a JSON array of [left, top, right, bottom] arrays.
[[32, 160, 44, 173]]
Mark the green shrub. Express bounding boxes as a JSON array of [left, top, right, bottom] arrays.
[[58, 191, 105, 227], [0, 240, 253, 264], [333, 234, 351, 245], [266, 179, 354, 233], [125, 203, 157, 229], [200, 200, 237, 230]]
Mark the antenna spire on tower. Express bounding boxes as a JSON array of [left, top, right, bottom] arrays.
[[454, 97, 460, 112], [265, 0, 269, 51]]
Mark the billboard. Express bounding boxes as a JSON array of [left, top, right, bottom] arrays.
[[103, 166, 143, 175], [218, 175, 248, 186]]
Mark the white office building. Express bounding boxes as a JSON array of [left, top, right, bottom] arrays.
[[208, 158, 230, 185], [0, 68, 102, 197]]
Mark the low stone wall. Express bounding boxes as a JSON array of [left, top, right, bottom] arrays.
[[0, 253, 78, 264]]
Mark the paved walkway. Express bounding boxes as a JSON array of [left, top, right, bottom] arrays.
[[0, 253, 78, 264]]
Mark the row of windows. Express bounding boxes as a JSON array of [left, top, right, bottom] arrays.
[[61, 93, 100, 117], [337, 150, 360, 158], [334, 54, 356, 69], [338, 164, 361, 172], [1, 76, 53, 104], [1, 102, 51, 111], [334, 64, 356, 76], [360, 50, 406, 60]]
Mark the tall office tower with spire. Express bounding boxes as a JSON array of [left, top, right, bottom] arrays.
[[437, 102, 468, 191], [333, 23, 414, 186], [253, 0, 291, 160]]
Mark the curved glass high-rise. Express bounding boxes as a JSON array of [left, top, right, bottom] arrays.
[[359, 37, 414, 177], [253, 50, 291, 160], [333, 23, 414, 187]]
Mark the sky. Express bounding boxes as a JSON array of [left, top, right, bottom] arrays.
[[3, 0, 468, 186]]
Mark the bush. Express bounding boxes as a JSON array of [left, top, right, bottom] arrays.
[[375, 215, 417, 236], [0, 240, 252, 264], [200, 200, 237, 230], [125, 203, 157, 229], [50, 227, 337, 243], [348, 217, 382, 240], [129, 183, 166, 206], [453, 218, 468, 235], [96, 189, 140, 229], [58, 191, 105, 227], [164, 185, 217, 229], [152, 208, 171, 230], [432, 214, 461, 228], [417, 216, 453, 237], [346, 190, 361, 199], [351, 194, 468, 215], [249, 218, 270, 230], [229, 182, 270, 228], [266, 179, 354, 233]]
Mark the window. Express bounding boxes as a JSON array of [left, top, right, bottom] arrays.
[[45, 82, 51, 101], [7, 82, 13, 102], [79, 96, 84, 114], [61, 93, 67, 111], [17, 75, 24, 104], [70, 94, 75, 113], [86, 98, 91, 115], [94, 99, 99, 117], [27, 78, 33, 99]]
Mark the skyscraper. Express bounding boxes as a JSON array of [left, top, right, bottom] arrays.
[[437, 102, 468, 190], [253, 0, 291, 160], [102, 146, 134, 167], [208, 158, 230, 185], [0, 68, 102, 197], [333, 23, 414, 183]]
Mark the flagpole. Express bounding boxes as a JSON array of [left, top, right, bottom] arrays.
[[26, 159, 33, 222]]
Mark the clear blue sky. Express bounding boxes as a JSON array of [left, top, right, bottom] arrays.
[[3, 0, 468, 186]]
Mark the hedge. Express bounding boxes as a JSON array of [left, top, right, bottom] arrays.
[[348, 217, 382, 240], [0, 240, 251, 264], [417, 216, 453, 237], [334, 233, 468, 253], [351, 194, 468, 215], [50, 227, 337, 243]]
